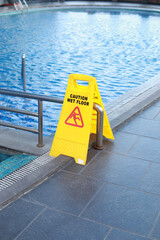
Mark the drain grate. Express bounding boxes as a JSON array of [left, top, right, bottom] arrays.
[[0, 152, 53, 191]]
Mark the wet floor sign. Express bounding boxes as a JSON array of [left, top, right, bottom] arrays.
[[50, 74, 114, 165]]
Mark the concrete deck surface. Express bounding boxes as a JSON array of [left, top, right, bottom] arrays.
[[0, 99, 160, 240]]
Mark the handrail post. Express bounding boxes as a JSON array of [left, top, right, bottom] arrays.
[[37, 100, 44, 147], [93, 103, 104, 150], [22, 54, 26, 92]]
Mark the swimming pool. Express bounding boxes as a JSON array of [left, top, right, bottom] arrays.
[[0, 8, 160, 135]]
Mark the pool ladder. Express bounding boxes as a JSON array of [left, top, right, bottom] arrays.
[[14, 0, 28, 12]]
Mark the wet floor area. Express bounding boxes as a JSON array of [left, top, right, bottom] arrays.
[[0, 99, 160, 240]]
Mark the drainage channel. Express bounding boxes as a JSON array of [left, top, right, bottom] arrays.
[[0, 153, 52, 191], [0, 152, 72, 208]]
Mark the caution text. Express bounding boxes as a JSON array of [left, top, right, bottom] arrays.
[[67, 94, 89, 106]]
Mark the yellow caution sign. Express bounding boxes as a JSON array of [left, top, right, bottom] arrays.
[[91, 82, 114, 140], [50, 74, 114, 165]]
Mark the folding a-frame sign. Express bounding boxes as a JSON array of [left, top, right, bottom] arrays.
[[50, 74, 114, 165]]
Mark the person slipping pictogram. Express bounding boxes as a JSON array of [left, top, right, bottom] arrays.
[[70, 111, 80, 125], [65, 107, 84, 128]]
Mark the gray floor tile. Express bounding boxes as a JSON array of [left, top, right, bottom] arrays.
[[107, 228, 150, 240], [151, 216, 160, 239], [16, 208, 110, 240], [23, 171, 102, 215], [81, 151, 150, 188], [120, 117, 160, 140], [138, 163, 160, 195], [155, 112, 160, 121], [63, 160, 86, 174], [103, 131, 139, 155], [81, 183, 160, 235], [0, 127, 7, 134], [0, 198, 44, 240], [128, 136, 160, 163], [137, 106, 160, 120], [153, 100, 160, 107], [63, 148, 100, 174]]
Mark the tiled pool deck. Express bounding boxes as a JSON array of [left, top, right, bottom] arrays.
[[0, 99, 159, 240]]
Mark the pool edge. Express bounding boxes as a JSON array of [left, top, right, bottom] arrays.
[[1, 1, 160, 16]]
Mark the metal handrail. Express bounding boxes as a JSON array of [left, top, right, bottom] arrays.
[[0, 89, 63, 104], [14, 3, 18, 11], [18, 0, 23, 10], [0, 89, 63, 147], [0, 88, 104, 149], [0, 106, 38, 117], [14, 0, 28, 12], [22, 54, 26, 92], [22, 0, 28, 9]]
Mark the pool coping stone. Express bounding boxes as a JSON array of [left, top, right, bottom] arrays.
[[107, 74, 160, 131]]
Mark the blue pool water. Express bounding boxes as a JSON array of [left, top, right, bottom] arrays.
[[0, 9, 160, 135]]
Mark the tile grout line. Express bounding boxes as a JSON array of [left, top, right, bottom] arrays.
[[126, 135, 141, 156], [19, 199, 109, 223], [13, 207, 47, 240], [79, 150, 102, 175], [98, 148, 159, 166], [137, 116, 155, 120], [60, 150, 102, 177], [21, 200, 80, 219], [61, 168, 160, 198], [135, 161, 152, 189], [98, 149, 128, 157], [60, 158, 74, 171], [119, 130, 160, 141], [59, 169, 102, 183], [80, 215, 154, 239], [148, 211, 160, 238], [21, 197, 49, 209], [153, 109, 160, 120], [78, 182, 106, 218], [80, 215, 113, 228], [103, 227, 112, 240]]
